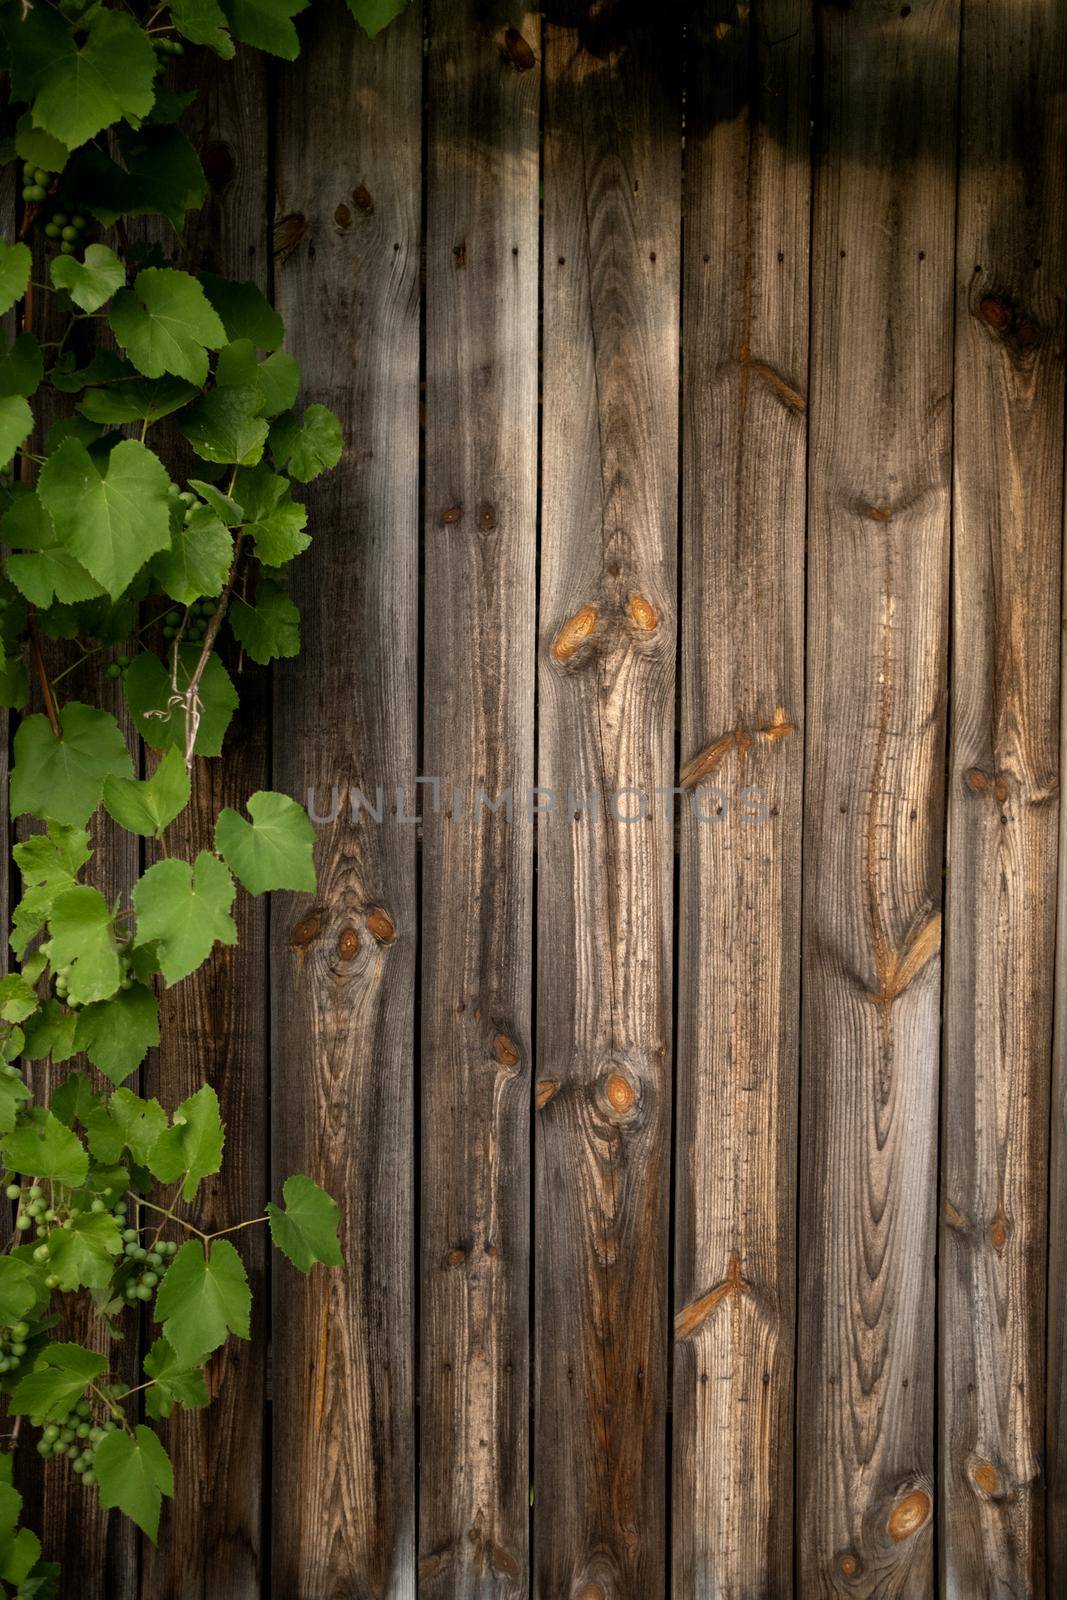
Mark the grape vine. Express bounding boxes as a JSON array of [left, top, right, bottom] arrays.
[[0, 0, 403, 1590]]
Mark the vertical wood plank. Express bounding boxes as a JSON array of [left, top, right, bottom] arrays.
[[535, 22, 678, 1598], [944, 3, 1067, 1595], [271, 4, 421, 1595], [140, 42, 270, 1600], [797, 1, 958, 1592], [419, 3, 538, 1592], [672, 7, 809, 1595]]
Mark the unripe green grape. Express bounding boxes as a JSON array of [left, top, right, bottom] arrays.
[[36, 1440, 51, 1457], [43, 1208, 55, 1222], [60, 225, 77, 242], [73, 1457, 87, 1474], [44, 1274, 58, 1289], [11, 1342, 26, 1357], [83, 1471, 96, 1487], [76, 1422, 90, 1439], [4, 1184, 19, 1201], [76, 1400, 90, 1419], [132, 1246, 146, 1261], [60, 240, 75, 255], [136, 1284, 152, 1301], [142, 1271, 158, 1288], [29, 1187, 42, 1200], [44, 222, 60, 239], [71, 214, 86, 230], [146, 1252, 162, 1269], [90, 1198, 105, 1213], [34, 169, 49, 186], [60, 1428, 74, 1444], [162, 624, 176, 639], [15, 1216, 31, 1232], [116, 655, 129, 668], [122, 1228, 137, 1242], [23, 185, 46, 203], [43, 1424, 59, 1442], [11, 1323, 28, 1340], [52, 213, 68, 228], [106, 662, 121, 681]]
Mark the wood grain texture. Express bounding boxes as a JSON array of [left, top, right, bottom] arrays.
[[672, 7, 809, 1597], [139, 41, 271, 1600], [941, 4, 1067, 1597], [419, 3, 538, 1594], [797, 2, 958, 1593], [535, 22, 678, 1598], [271, 4, 421, 1596]]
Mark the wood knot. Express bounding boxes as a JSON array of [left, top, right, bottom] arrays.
[[201, 141, 236, 189], [366, 908, 396, 945], [502, 26, 536, 69], [334, 203, 351, 228], [445, 1248, 465, 1268], [352, 184, 373, 213], [337, 927, 359, 961], [862, 503, 892, 522], [551, 605, 597, 663], [760, 706, 796, 743], [493, 1033, 519, 1068], [535, 1079, 559, 1110], [965, 766, 990, 792], [604, 1070, 636, 1114], [273, 211, 307, 264], [990, 1206, 1009, 1253], [887, 1489, 931, 1541], [627, 593, 657, 631], [491, 1545, 520, 1577], [971, 1458, 1000, 1498], [839, 1552, 861, 1578], [477, 501, 497, 532], [979, 294, 1012, 331], [575, 1586, 606, 1600], [290, 912, 320, 947], [440, 503, 463, 526]]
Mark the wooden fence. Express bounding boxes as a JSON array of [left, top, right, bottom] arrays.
[[9, 0, 1067, 1594]]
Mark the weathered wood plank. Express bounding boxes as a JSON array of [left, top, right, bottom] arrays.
[[941, 4, 1066, 1595], [672, 7, 809, 1596], [797, 2, 959, 1592], [139, 41, 271, 1600], [535, 21, 678, 1598], [419, 3, 538, 1593], [271, 4, 421, 1596]]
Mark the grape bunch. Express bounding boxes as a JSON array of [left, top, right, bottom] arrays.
[[53, 940, 135, 1006], [20, 163, 52, 205], [122, 1232, 178, 1304], [8, 1182, 56, 1238], [33, 1398, 121, 1489], [42, 209, 89, 256], [152, 36, 185, 60], [106, 654, 131, 682], [0, 1320, 30, 1376]]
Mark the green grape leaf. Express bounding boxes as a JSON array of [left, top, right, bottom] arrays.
[[71, 128, 206, 231], [0, 976, 40, 1025], [220, 0, 309, 59], [3, 1109, 87, 1187], [14, 113, 69, 174], [267, 1175, 342, 1272], [21, 1002, 78, 1066], [345, 0, 408, 38], [142, 1338, 210, 1420], [103, 747, 191, 837], [11, 703, 133, 827], [171, 0, 235, 57], [45, 1209, 122, 1292], [148, 1084, 224, 1201], [37, 436, 172, 600], [79, 376, 198, 426], [9, 1342, 106, 1421], [247, 496, 308, 566], [156, 1239, 250, 1366], [49, 245, 125, 314], [107, 1089, 167, 1167], [0, 651, 27, 714], [0, 243, 31, 319], [50, 1069, 100, 1130], [151, 508, 233, 605], [255, 349, 301, 416], [215, 790, 316, 895], [46, 885, 120, 1005], [188, 480, 243, 526], [5, 543, 103, 609], [11, 822, 91, 957], [74, 984, 160, 1086], [0, 1073, 29, 1137], [110, 269, 227, 386], [7, 7, 157, 153], [200, 274, 283, 350], [229, 582, 299, 664], [0, 1523, 42, 1589], [94, 1425, 173, 1543], [179, 386, 269, 466], [0, 396, 32, 471], [123, 647, 238, 759], [133, 853, 237, 985], [0, 334, 44, 400], [0, 1259, 36, 1325], [231, 462, 287, 522], [269, 403, 343, 482]]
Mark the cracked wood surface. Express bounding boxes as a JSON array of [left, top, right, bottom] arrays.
[[271, 7, 421, 1597], [419, 4, 538, 1595], [535, 22, 679, 1598], [672, 5, 809, 1598], [797, 1, 958, 1594], [945, 4, 1067, 1596]]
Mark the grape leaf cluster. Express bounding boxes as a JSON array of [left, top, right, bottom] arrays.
[[0, 0, 405, 1590]]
